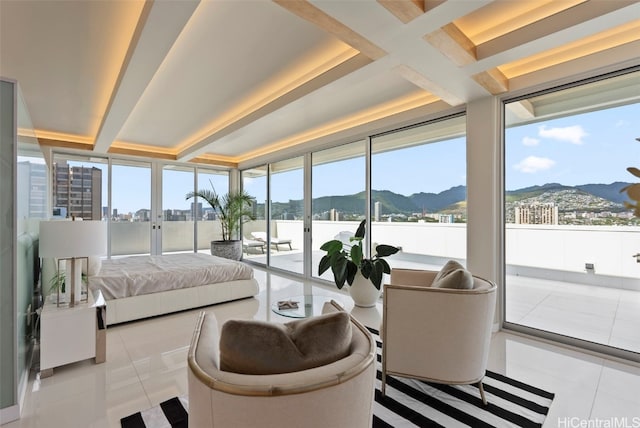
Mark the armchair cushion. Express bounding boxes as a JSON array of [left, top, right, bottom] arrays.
[[219, 311, 352, 375], [432, 260, 473, 289]]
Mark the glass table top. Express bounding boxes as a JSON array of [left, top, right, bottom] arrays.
[[271, 295, 342, 318]]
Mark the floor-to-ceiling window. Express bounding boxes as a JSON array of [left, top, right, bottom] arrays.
[[269, 157, 304, 274], [51, 154, 107, 221], [111, 160, 151, 256], [371, 115, 467, 271], [196, 169, 229, 253], [242, 165, 268, 265], [311, 141, 366, 282], [50, 155, 229, 258], [504, 69, 640, 357], [162, 165, 195, 254]]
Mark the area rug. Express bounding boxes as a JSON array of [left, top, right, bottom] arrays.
[[121, 328, 554, 428]]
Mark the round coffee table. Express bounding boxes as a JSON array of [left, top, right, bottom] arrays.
[[271, 295, 341, 318]]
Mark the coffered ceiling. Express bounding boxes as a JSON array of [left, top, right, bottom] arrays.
[[1, 0, 639, 168]]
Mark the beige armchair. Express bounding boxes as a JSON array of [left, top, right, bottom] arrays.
[[381, 268, 497, 405], [188, 301, 376, 427]]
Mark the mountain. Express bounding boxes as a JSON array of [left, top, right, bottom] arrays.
[[304, 181, 633, 216], [505, 183, 574, 202], [370, 190, 417, 214], [576, 182, 630, 204], [408, 185, 467, 212]]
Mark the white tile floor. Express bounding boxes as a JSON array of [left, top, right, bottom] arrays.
[[6, 267, 640, 428]]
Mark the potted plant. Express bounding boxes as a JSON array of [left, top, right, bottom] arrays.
[[318, 219, 399, 307], [186, 185, 256, 261]]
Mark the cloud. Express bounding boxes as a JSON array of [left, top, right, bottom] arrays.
[[538, 125, 588, 144], [522, 136, 539, 146], [615, 119, 629, 128], [514, 156, 556, 173]]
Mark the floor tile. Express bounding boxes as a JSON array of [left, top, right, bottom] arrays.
[[8, 265, 640, 428]]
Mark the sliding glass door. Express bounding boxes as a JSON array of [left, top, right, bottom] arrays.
[[242, 166, 268, 265], [111, 160, 151, 256], [162, 165, 195, 254], [196, 170, 229, 253], [269, 157, 304, 274], [311, 141, 366, 282], [504, 70, 640, 356], [371, 115, 467, 271]]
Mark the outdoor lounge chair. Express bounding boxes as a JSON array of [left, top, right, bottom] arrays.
[[251, 231, 292, 251], [243, 238, 265, 254]]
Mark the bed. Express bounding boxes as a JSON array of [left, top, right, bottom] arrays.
[[87, 253, 259, 325]]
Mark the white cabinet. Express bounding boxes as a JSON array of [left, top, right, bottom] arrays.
[[40, 290, 106, 377]]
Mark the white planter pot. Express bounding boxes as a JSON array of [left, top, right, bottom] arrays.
[[349, 271, 381, 308]]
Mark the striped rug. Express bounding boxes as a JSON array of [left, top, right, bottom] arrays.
[[121, 328, 554, 428], [368, 327, 555, 427]]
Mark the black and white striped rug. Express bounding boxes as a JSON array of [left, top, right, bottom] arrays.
[[121, 328, 554, 428]]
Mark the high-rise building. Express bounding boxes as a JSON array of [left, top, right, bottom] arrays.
[[374, 201, 380, 222], [190, 202, 203, 220], [17, 161, 47, 218], [515, 203, 559, 225], [329, 208, 341, 221], [52, 161, 102, 220]]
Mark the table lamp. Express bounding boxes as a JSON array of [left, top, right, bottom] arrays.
[[40, 219, 107, 307]]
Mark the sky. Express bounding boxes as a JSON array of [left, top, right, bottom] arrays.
[[505, 102, 640, 191], [53, 101, 639, 213]]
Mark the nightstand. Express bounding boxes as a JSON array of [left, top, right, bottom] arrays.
[[40, 289, 107, 378]]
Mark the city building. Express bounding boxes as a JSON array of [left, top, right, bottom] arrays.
[[2, 1, 639, 425], [17, 161, 46, 218], [52, 160, 102, 220], [515, 203, 559, 225]]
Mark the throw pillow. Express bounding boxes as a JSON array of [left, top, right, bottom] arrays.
[[219, 311, 352, 375], [432, 260, 473, 289]]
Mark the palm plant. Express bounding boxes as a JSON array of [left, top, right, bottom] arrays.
[[186, 185, 255, 241]]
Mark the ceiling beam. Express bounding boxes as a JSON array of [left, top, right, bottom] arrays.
[[424, 23, 476, 66], [477, 0, 635, 60], [273, 0, 387, 60], [377, 0, 425, 24], [107, 146, 176, 160], [93, 0, 200, 153], [38, 138, 92, 152], [472, 68, 509, 95], [393, 64, 463, 105]]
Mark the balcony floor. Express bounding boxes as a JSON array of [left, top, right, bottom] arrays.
[[241, 249, 640, 354]]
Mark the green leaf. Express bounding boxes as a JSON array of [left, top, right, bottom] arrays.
[[354, 219, 366, 239], [350, 243, 363, 265], [369, 262, 384, 290], [360, 259, 372, 279], [320, 240, 343, 253], [332, 257, 348, 289], [346, 262, 358, 285], [318, 255, 331, 275], [377, 258, 391, 274], [375, 244, 399, 257]]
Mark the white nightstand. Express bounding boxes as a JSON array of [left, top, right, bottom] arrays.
[[40, 289, 107, 377]]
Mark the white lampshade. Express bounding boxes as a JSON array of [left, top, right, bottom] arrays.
[[40, 220, 107, 258]]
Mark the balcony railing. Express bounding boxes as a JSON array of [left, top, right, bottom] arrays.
[[108, 219, 640, 289]]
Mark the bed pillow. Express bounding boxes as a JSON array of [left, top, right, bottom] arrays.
[[219, 311, 352, 375], [432, 260, 473, 289]]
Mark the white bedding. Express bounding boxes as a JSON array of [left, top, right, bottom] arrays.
[[88, 253, 255, 300]]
